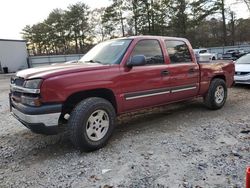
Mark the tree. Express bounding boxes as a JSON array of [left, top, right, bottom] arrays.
[[45, 9, 67, 54], [168, 0, 189, 37], [235, 18, 250, 44], [22, 0, 250, 55], [242, 0, 250, 11], [102, 5, 119, 38], [90, 8, 106, 42], [65, 2, 90, 53], [102, 0, 127, 38], [228, 11, 236, 45], [131, 0, 139, 35], [216, 0, 227, 46], [22, 23, 51, 55]]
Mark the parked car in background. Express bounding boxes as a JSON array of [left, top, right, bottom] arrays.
[[194, 48, 218, 60], [223, 49, 246, 61], [51, 60, 78, 65], [234, 54, 250, 84]]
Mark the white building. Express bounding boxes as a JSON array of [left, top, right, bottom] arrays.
[[0, 39, 28, 73]]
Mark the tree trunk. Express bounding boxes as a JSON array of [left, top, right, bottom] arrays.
[[145, 1, 151, 34], [243, 0, 250, 11], [151, 0, 155, 34], [230, 11, 235, 46], [120, 9, 125, 37], [75, 34, 79, 54], [221, 0, 227, 46], [132, 0, 138, 35]]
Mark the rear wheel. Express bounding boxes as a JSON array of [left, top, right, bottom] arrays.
[[204, 78, 227, 110], [68, 97, 116, 151]]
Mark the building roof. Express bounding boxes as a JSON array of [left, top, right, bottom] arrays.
[[0, 39, 26, 42]]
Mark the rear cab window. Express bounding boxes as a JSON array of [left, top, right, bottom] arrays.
[[131, 39, 164, 65], [164, 40, 193, 64]]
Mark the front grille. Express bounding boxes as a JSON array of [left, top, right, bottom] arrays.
[[13, 91, 22, 97], [235, 72, 250, 76]]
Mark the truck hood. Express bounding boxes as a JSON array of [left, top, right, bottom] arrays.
[[16, 63, 111, 79]]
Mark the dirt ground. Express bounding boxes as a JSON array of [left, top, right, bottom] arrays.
[[0, 73, 249, 188]]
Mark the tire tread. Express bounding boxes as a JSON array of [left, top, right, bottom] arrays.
[[68, 97, 115, 151], [204, 78, 227, 110]]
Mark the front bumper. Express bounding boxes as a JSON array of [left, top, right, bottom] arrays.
[[234, 75, 250, 84], [10, 97, 62, 128]]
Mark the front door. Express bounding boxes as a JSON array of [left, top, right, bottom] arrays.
[[120, 39, 171, 112]]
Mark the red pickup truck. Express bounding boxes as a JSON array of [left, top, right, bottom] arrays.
[[10, 36, 234, 151]]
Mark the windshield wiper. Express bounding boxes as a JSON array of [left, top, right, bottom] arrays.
[[84, 60, 103, 64]]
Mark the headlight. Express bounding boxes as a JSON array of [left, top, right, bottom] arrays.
[[24, 79, 43, 89]]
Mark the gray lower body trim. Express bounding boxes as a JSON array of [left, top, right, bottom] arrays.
[[126, 90, 170, 100], [12, 107, 60, 127], [124, 85, 197, 100], [171, 86, 197, 93]]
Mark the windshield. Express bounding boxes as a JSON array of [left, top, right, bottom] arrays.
[[80, 39, 132, 65], [199, 50, 208, 54], [194, 49, 207, 54], [236, 54, 250, 64]]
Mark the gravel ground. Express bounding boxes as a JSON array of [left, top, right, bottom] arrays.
[[0, 73, 250, 188]]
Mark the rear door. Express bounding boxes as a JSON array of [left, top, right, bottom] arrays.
[[164, 40, 199, 101], [120, 39, 171, 112]]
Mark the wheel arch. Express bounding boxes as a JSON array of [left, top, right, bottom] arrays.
[[61, 88, 118, 116], [211, 74, 226, 82]]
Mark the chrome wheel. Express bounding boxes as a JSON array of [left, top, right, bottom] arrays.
[[86, 110, 109, 141], [214, 85, 224, 104]]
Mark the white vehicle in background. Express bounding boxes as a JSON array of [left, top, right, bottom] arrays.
[[194, 48, 218, 61], [234, 54, 250, 84]]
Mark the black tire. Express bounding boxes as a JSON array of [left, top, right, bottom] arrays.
[[212, 56, 216, 60], [68, 97, 116, 152], [204, 78, 227, 110]]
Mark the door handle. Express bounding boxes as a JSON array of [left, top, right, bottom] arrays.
[[161, 70, 169, 76], [188, 68, 196, 74]]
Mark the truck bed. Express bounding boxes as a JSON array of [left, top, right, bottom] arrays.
[[198, 60, 235, 96]]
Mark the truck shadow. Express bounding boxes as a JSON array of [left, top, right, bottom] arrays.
[[115, 100, 204, 133], [1, 99, 212, 166], [233, 84, 250, 89]]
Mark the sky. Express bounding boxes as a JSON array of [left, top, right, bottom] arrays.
[[0, 0, 249, 40]]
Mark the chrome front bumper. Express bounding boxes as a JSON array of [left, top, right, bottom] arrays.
[[10, 93, 62, 128], [234, 75, 250, 84], [11, 107, 61, 127]]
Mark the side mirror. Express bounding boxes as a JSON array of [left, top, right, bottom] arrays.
[[127, 55, 146, 67]]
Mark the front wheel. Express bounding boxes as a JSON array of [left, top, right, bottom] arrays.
[[204, 78, 227, 110], [68, 97, 116, 151]]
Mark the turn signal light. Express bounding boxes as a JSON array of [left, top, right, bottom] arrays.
[[21, 96, 41, 107]]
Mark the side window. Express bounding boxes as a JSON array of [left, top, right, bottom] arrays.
[[131, 40, 164, 65], [199, 50, 207, 54], [165, 40, 192, 64]]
